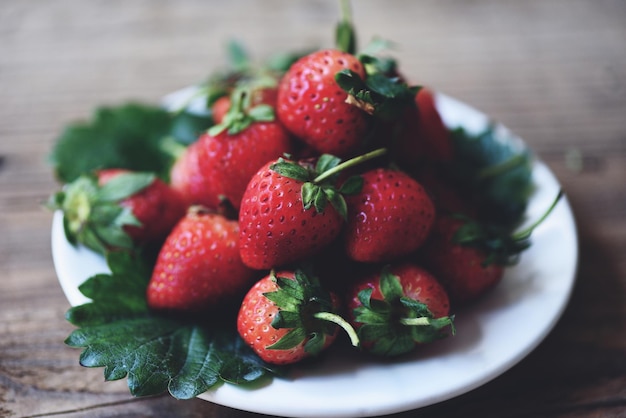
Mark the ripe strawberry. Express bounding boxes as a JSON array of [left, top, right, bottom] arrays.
[[391, 87, 454, 167], [238, 149, 385, 270], [343, 167, 436, 263], [419, 215, 505, 304], [49, 169, 186, 254], [346, 263, 454, 356], [170, 86, 293, 211], [237, 269, 358, 365], [96, 169, 186, 244], [238, 158, 343, 270], [276, 48, 370, 157], [420, 191, 564, 304], [146, 207, 256, 313]]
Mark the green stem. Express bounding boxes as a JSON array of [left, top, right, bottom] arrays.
[[513, 189, 564, 239], [313, 312, 360, 347], [399, 317, 432, 326], [477, 153, 529, 180], [340, 0, 352, 23], [313, 147, 387, 184]]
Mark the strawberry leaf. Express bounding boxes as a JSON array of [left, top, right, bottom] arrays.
[[49, 103, 183, 184], [448, 124, 533, 228], [97, 172, 156, 202], [65, 251, 281, 399], [270, 159, 311, 182]]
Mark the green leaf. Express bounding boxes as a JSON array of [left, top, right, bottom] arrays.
[[338, 175, 363, 195], [270, 159, 311, 182], [449, 125, 534, 228], [170, 109, 214, 145], [266, 327, 307, 350], [97, 172, 156, 202], [49, 103, 178, 183], [226, 39, 251, 73], [65, 253, 280, 399], [247, 104, 275, 122], [322, 186, 348, 219], [379, 267, 404, 302], [316, 154, 342, 174]]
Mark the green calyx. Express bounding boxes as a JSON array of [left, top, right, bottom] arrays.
[[353, 266, 455, 357], [335, 66, 419, 122], [270, 148, 387, 219], [263, 270, 359, 354], [208, 82, 276, 136], [452, 189, 564, 266], [48, 172, 155, 254]]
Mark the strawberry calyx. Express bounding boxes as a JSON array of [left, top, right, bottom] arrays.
[[263, 270, 359, 354], [208, 82, 276, 136], [270, 147, 387, 218], [335, 65, 419, 121], [49, 171, 155, 253], [451, 189, 564, 266], [353, 266, 455, 357]]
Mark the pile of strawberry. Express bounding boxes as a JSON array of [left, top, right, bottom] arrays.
[[51, 3, 559, 374]]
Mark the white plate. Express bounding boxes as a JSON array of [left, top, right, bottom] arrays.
[[51, 91, 578, 418]]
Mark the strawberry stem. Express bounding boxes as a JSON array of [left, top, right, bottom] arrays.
[[477, 152, 529, 180], [512, 189, 564, 240], [336, 0, 356, 54], [313, 147, 387, 184], [313, 312, 360, 347], [399, 317, 432, 326]]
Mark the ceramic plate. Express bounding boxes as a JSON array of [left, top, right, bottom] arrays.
[[52, 90, 578, 418]]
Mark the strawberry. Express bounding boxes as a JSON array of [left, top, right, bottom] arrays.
[[276, 48, 370, 157], [49, 169, 186, 254], [238, 149, 385, 270], [346, 263, 454, 356], [419, 191, 563, 304], [96, 169, 186, 244], [146, 207, 256, 313], [419, 215, 505, 305], [237, 269, 358, 365], [343, 167, 436, 263], [390, 87, 454, 167], [170, 86, 293, 211]]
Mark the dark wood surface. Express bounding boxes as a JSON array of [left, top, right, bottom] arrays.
[[1, 1, 625, 417]]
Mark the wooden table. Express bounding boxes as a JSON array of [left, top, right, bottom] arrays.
[[1, 1, 624, 416]]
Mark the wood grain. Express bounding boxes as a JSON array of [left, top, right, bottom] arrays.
[[1, 0, 624, 417]]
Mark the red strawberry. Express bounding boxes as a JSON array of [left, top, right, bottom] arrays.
[[50, 169, 186, 254], [420, 191, 564, 304], [146, 207, 256, 313], [276, 49, 370, 157], [170, 87, 293, 211], [391, 87, 454, 167], [237, 269, 358, 365], [97, 169, 186, 245], [238, 149, 386, 270], [419, 215, 505, 305], [238, 158, 343, 270], [210, 95, 231, 125], [346, 263, 454, 356], [343, 167, 436, 263]]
